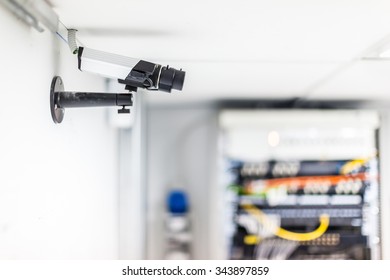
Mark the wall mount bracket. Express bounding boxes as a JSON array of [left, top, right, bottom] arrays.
[[50, 76, 133, 124]]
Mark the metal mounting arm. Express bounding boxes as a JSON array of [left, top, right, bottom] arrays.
[[50, 76, 133, 124]]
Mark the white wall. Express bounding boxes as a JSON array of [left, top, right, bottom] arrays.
[[379, 111, 390, 259], [145, 104, 218, 259], [0, 7, 119, 259]]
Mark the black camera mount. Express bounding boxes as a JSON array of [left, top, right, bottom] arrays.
[[50, 76, 133, 124]]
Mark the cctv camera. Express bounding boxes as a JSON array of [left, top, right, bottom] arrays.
[[77, 47, 185, 93], [50, 47, 186, 123]]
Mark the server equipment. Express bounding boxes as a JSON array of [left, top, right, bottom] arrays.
[[219, 110, 381, 260]]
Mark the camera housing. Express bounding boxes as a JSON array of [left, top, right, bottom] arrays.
[[77, 47, 185, 93]]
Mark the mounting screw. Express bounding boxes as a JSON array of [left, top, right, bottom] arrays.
[[118, 106, 130, 114]]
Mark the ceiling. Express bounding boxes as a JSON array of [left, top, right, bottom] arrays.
[[52, 0, 390, 102]]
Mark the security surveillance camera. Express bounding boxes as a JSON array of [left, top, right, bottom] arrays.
[[78, 47, 185, 93], [50, 28, 186, 124], [50, 47, 186, 124]]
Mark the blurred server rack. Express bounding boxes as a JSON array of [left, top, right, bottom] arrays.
[[218, 110, 380, 260]]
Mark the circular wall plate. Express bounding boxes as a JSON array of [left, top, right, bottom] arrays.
[[50, 76, 65, 123]]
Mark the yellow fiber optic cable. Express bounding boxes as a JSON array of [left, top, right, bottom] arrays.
[[242, 203, 330, 242], [340, 158, 368, 175]]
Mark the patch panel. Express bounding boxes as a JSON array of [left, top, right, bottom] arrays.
[[220, 110, 381, 260]]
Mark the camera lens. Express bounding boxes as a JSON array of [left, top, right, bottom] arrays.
[[159, 66, 186, 92]]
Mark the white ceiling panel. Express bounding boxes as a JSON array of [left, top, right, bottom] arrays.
[[51, 0, 390, 100], [308, 59, 390, 100], [53, 0, 390, 61]]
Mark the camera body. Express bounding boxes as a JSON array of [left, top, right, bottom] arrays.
[[78, 47, 185, 93]]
